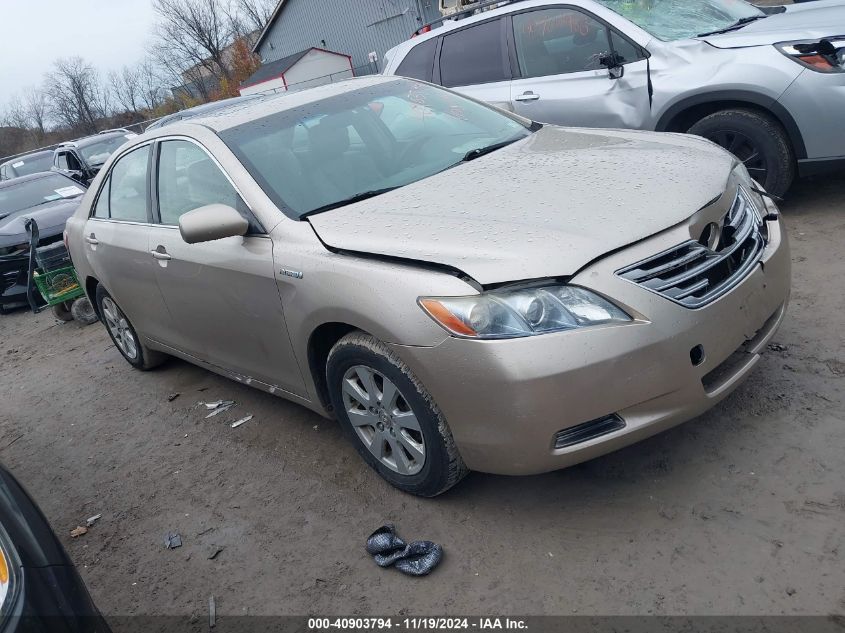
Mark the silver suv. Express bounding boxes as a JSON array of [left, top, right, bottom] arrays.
[[383, 0, 845, 196]]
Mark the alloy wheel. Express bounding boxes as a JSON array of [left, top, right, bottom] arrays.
[[707, 129, 768, 185], [341, 365, 426, 476], [101, 297, 138, 360]]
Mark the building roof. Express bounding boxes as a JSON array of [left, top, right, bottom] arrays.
[[241, 47, 351, 88], [252, 0, 289, 54], [243, 48, 311, 87]]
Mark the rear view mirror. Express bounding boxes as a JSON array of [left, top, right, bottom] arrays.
[[179, 204, 248, 244]]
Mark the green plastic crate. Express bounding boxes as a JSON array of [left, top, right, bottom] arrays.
[[32, 266, 85, 306]]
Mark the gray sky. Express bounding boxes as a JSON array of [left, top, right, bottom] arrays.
[[0, 0, 156, 109]]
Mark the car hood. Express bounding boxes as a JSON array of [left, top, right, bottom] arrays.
[[703, 0, 845, 49], [0, 198, 80, 248], [308, 126, 735, 286]]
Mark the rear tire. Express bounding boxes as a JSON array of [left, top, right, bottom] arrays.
[[687, 108, 795, 198], [327, 331, 468, 497], [52, 302, 74, 322], [95, 285, 166, 370], [71, 296, 99, 325]]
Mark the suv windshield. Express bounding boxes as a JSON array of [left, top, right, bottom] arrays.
[[220, 79, 532, 218], [596, 0, 764, 41], [79, 135, 131, 167], [0, 175, 85, 216]]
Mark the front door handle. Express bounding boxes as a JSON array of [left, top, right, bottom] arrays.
[[150, 248, 172, 261], [514, 91, 540, 102], [85, 234, 99, 245]]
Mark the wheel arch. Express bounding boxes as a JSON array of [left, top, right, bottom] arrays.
[[85, 276, 101, 318], [307, 322, 362, 414], [656, 91, 806, 160]]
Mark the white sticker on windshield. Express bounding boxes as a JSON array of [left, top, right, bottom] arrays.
[[12, 161, 24, 168], [55, 186, 84, 198]]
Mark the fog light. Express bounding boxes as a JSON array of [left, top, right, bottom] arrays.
[[554, 414, 625, 449]]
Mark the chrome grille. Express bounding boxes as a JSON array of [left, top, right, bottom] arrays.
[[617, 187, 767, 309]]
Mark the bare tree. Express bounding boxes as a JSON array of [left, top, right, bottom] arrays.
[[138, 60, 167, 111], [227, 0, 276, 36], [152, 0, 234, 99], [1, 95, 29, 130], [23, 89, 48, 140], [110, 66, 144, 114], [45, 57, 103, 133]]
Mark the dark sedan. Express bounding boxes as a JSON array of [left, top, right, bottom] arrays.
[[0, 464, 110, 632], [0, 173, 86, 312]]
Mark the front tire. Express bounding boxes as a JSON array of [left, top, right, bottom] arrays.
[[327, 331, 468, 497], [95, 285, 165, 370], [687, 108, 795, 198]]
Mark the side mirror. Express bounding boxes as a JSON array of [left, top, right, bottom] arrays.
[[179, 204, 248, 244], [599, 51, 625, 80]]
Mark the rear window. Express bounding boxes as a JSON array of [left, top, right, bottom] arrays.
[[439, 19, 508, 87], [396, 38, 438, 82]]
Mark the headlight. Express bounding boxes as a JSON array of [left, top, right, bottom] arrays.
[[419, 285, 631, 339], [0, 526, 16, 619], [776, 37, 845, 73]]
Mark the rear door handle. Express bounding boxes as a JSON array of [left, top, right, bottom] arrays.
[[85, 234, 99, 245], [514, 92, 540, 102], [150, 249, 171, 261]]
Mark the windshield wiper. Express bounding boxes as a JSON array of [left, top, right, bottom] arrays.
[[300, 187, 400, 218], [697, 15, 766, 37], [461, 137, 523, 163]]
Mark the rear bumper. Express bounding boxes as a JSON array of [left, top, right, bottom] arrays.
[[391, 212, 791, 476]]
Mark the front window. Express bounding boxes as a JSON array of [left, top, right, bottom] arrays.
[[0, 174, 85, 216], [156, 140, 254, 229], [513, 8, 612, 77], [79, 135, 132, 167], [596, 0, 764, 41], [219, 79, 532, 219]]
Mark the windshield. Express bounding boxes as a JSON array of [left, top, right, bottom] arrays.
[[3, 153, 54, 178], [0, 175, 85, 216], [596, 0, 764, 41], [219, 79, 532, 219], [79, 135, 132, 167]]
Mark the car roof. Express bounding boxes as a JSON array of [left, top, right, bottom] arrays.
[[0, 171, 70, 190], [70, 131, 132, 148], [150, 95, 268, 129], [184, 76, 400, 132]]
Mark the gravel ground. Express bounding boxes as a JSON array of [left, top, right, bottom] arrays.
[[0, 175, 843, 621]]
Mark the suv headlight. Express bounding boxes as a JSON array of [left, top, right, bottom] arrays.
[[776, 37, 845, 73], [419, 285, 631, 339], [0, 526, 17, 620]]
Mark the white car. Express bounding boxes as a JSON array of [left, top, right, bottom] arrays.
[[384, 0, 845, 196]]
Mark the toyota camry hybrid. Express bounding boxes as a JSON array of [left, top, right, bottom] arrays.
[[65, 77, 790, 496]]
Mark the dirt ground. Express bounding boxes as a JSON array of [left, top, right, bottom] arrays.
[[0, 176, 843, 621]]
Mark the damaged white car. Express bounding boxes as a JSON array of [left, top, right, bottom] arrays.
[[384, 0, 845, 196]]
